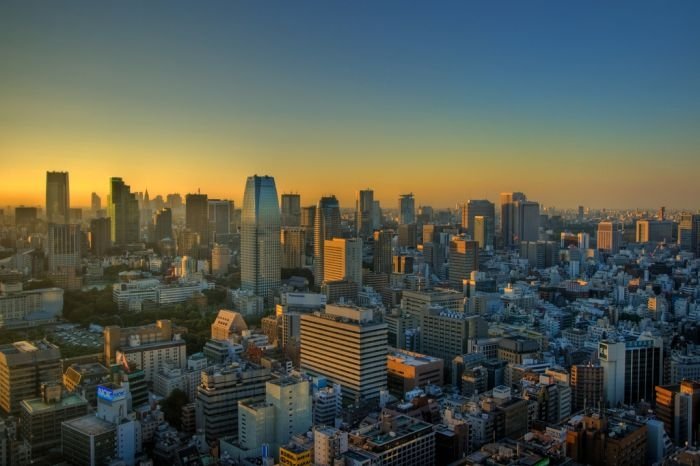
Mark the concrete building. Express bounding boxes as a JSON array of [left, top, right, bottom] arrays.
[[372, 229, 393, 275], [154, 207, 173, 242], [281, 227, 306, 269], [356, 189, 374, 238], [208, 198, 233, 240], [678, 213, 700, 253], [47, 223, 81, 273], [636, 220, 674, 243], [399, 194, 416, 225], [108, 177, 139, 245], [566, 412, 647, 466], [386, 349, 444, 396], [346, 411, 434, 466], [597, 221, 623, 254], [655, 380, 700, 447], [461, 199, 495, 240], [104, 320, 187, 382], [281, 193, 302, 227], [323, 238, 362, 285], [0, 340, 62, 415], [313, 196, 341, 283], [46, 171, 70, 224], [211, 243, 232, 276], [19, 384, 88, 463], [185, 193, 209, 247], [448, 237, 478, 290], [195, 362, 272, 442], [89, 217, 111, 257], [314, 426, 348, 466], [570, 364, 604, 412], [61, 415, 116, 466], [300, 304, 388, 402], [0, 285, 63, 329]]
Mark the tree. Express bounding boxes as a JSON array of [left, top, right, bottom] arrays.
[[160, 388, 188, 430]]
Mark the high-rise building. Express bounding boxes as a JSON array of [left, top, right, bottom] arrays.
[[461, 200, 495, 237], [372, 200, 382, 229], [515, 200, 540, 243], [89, 217, 111, 257], [678, 214, 700, 253], [599, 335, 663, 406], [300, 304, 388, 402], [46, 171, 70, 224], [398, 223, 417, 249], [399, 193, 415, 225], [323, 238, 362, 285], [635, 220, 674, 243], [281, 194, 302, 227], [597, 221, 622, 254], [186, 193, 209, 244], [211, 244, 231, 276], [356, 189, 374, 238], [0, 340, 62, 415], [108, 177, 139, 245], [313, 196, 341, 283], [281, 227, 306, 269], [387, 349, 444, 396], [15, 206, 38, 226], [500, 192, 526, 247], [241, 175, 282, 300], [208, 199, 233, 240], [373, 229, 393, 274], [48, 223, 81, 272], [61, 415, 116, 466], [655, 380, 700, 447], [448, 238, 479, 290], [154, 207, 173, 242], [473, 215, 493, 249], [195, 363, 272, 442], [91, 192, 101, 212], [570, 364, 604, 412], [566, 412, 647, 466]]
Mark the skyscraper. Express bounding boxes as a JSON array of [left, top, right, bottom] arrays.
[[597, 221, 622, 254], [473, 215, 493, 249], [186, 193, 209, 244], [208, 199, 233, 240], [356, 189, 374, 238], [448, 238, 479, 290], [399, 193, 415, 225], [515, 200, 540, 243], [281, 227, 306, 269], [373, 229, 393, 274], [108, 177, 139, 245], [300, 304, 388, 402], [89, 218, 111, 257], [241, 175, 282, 300], [91, 192, 101, 212], [46, 171, 70, 224], [313, 196, 341, 283], [154, 208, 173, 242], [323, 238, 362, 285], [461, 200, 495, 238], [678, 214, 700, 253], [281, 194, 302, 227], [48, 223, 81, 272], [500, 192, 526, 247]]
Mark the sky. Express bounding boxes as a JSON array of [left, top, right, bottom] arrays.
[[1, 1, 699, 210]]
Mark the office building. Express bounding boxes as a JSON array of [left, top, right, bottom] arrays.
[[566, 412, 647, 466], [473, 215, 493, 249], [313, 196, 341, 282], [281, 227, 306, 269], [599, 335, 663, 406], [195, 362, 272, 442], [46, 171, 70, 224], [500, 192, 526, 247], [346, 412, 435, 466], [104, 320, 187, 382], [520, 240, 558, 269], [91, 192, 101, 212], [397, 223, 417, 249], [372, 200, 382, 229], [108, 177, 139, 245], [47, 223, 81, 273], [63, 362, 110, 406], [655, 381, 700, 447], [15, 206, 38, 227], [211, 243, 231, 276], [636, 219, 674, 243], [208, 199, 233, 240], [0, 285, 63, 329], [234, 376, 312, 460], [420, 310, 486, 373], [448, 238, 478, 290], [281, 193, 302, 227], [0, 340, 62, 415], [515, 200, 540, 243], [597, 221, 622, 254], [20, 385, 88, 462], [300, 304, 388, 402], [399, 193, 416, 225], [153, 207, 172, 242], [461, 199, 495, 238], [387, 349, 443, 396], [372, 229, 393, 275], [241, 175, 282, 300], [356, 189, 374, 238], [323, 238, 362, 285], [186, 192, 209, 245], [570, 364, 604, 412], [678, 213, 700, 253], [61, 415, 116, 466], [89, 217, 111, 257]]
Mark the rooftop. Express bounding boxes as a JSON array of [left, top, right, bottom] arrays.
[[62, 414, 115, 436], [21, 394, 87, 414]]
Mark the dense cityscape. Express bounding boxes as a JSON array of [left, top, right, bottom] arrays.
[[3, 2, 700, 466], [0, 171, 699, 466]]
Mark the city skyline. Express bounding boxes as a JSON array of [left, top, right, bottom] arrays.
[[2, 2, 700, 209]]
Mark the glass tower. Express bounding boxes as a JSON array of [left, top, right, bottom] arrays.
[[313, 196, 341, 283], [241, 175, 281, 300]]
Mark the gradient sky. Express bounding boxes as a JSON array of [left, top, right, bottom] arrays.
[[1, 1, 699, 210]]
